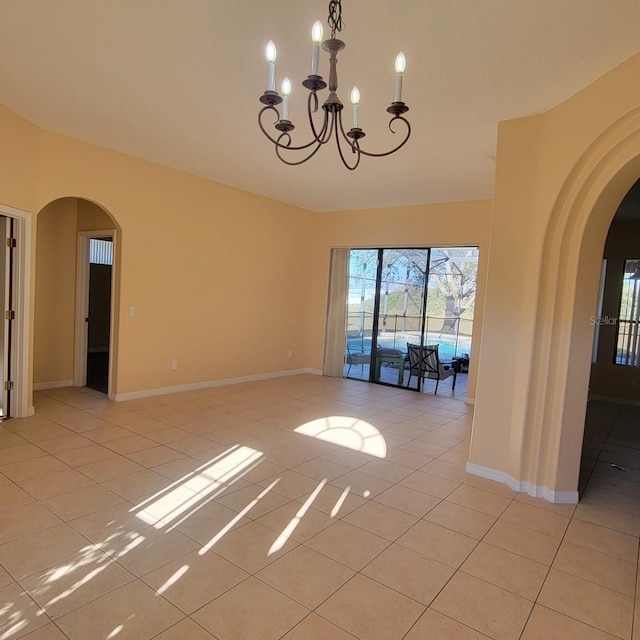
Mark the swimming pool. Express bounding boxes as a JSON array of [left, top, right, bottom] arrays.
[[347, 331, 471, 361]]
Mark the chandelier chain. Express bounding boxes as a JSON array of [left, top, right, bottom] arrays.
[[327, 0, 344, 38]]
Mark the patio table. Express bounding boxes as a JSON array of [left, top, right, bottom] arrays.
[[375, 348, 406, 385]]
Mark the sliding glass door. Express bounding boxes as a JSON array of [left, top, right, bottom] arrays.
[[344, 246, 478, 389], [374, 249, 429, 384], [345, 249, 377, 379]]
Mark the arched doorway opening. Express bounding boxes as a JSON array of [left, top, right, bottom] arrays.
[[34, 198, 120, 399], [522, 109, 640, 501], [579, 179, 640, 496]]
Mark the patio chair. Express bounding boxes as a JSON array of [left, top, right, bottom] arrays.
[[406, 343, 457, 394], [345, 343, 370, 376]]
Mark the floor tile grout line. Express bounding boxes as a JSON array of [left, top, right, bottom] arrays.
[[16, 381, 638, 639]]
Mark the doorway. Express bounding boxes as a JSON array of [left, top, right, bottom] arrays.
[[0, 205, 31, 419], [345, 246, 477, 389], [74, 231, 115, 395], [580, 179, 640, 494], [87, 238, 113, 393], [0, 216, 14, 416]]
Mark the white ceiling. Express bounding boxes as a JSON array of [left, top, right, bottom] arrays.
[[0, 1, 639, 213]]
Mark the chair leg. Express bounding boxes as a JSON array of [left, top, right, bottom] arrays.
[[435, 379, 439, 395], [452, 371, 457, 391]]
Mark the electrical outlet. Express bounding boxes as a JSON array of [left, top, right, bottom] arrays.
[[171, 360, 178, 370], [129, 306, 136, 317], [287, 350, 293, 358]]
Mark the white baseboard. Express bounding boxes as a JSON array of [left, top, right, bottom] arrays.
[[465, 461, 578, 504], [114, 368, 321, 402], [465, 396, 475, 405], [33, 379, 73, 391], [27, 405, 35, 417]]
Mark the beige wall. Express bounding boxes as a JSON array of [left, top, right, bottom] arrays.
[[307, 200, 492, 401], [77, 199, 113, 231], [5, 101, 490, 405], [31, 130, 315, 395], [0, 105, 38, 213], [470, 52, 640, 499], [34, 199, 77, 384]]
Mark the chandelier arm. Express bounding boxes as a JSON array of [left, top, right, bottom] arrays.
[[356, 115, 412, 158], [274, 133, 325, 166], [259, 105, 330, 152], [258, 105, 288, 146], [334, 111, 360, 171], [307, 92, 332, 143]]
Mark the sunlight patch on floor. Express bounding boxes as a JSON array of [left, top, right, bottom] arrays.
[[157, 565, 190, 595], [295, 416, 387, 458], [199, 479, 280, 555], [268, 478, 327, 555], [132, 445, 263, 528]]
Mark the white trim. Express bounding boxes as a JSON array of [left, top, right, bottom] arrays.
[[465, 461, 579, 504], [465, 396, 475, 405], [33, 379, 73, 391], [0, 204, 31, 418], [74, 229, 116, 394], [114, 368, 320, 402], [74, 235, 89, 387]]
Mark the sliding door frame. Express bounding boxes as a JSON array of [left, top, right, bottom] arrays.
[[348, 246, 432, 388]]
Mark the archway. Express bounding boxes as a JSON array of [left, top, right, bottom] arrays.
[[34, 197, 121, 399], [579, 182, 640, 493], [521, 108, 640, 500]]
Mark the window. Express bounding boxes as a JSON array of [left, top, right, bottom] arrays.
[[615, 259, 640, 365], [89, 238, 113, 266]]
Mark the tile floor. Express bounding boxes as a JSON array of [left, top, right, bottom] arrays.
[[0, 376, 638, 639]]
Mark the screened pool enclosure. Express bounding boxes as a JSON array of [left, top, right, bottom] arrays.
[[325, 246, 478, 391]]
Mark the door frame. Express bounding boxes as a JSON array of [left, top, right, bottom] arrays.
[[0, 204, 31, 417], [74, 229, 116, 397]]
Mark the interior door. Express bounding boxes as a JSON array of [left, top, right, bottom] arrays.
[[0, 216, 13, 415]]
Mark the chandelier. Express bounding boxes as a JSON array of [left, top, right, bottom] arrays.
[[258, 0, 410, 170]]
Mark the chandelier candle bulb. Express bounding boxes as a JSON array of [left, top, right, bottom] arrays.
[[281, 77, 292, 120], [394, 51, 406, 102], [311, 20, 323, 75], [350, 86, 360, 129], [265, 40, 277, 92]]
